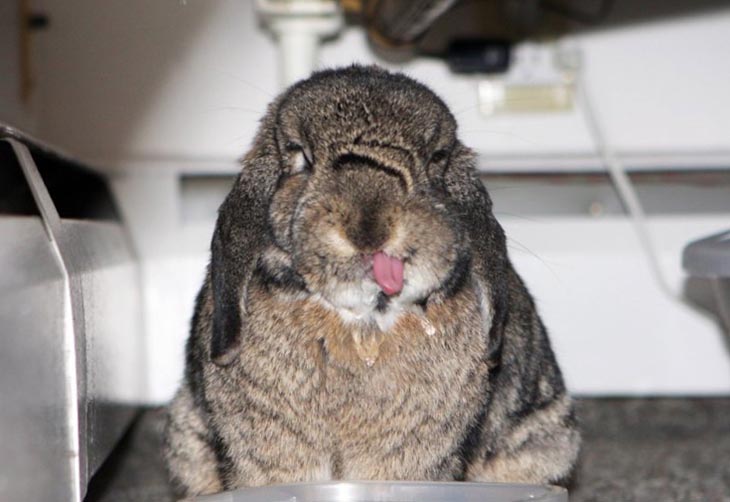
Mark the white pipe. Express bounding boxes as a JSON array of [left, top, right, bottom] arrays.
[[257, 0, 343, 88], [279, 28, 320, 87]]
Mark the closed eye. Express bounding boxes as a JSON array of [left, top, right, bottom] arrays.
[[430, 149, 449, 164], [286, 142, 313, 173], [426, 148, 451, 179], [332, 153, 410, 192]]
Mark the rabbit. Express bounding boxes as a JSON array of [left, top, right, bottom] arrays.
[[163, 65, 580, 497]]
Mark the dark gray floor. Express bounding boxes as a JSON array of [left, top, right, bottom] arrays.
[[85, 399, 730, 502], [570, 399, 730, 501]]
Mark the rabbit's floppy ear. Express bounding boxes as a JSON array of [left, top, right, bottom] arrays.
[[209, 109, 283, 366], [442, 142, 509, 364]]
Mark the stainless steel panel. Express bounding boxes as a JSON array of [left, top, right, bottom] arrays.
[[1, 135, 145, 500], [0, 217, 80, 502], [57, 220, 145, 486]]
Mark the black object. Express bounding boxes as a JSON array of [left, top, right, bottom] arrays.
[[0, 125, 120, 221], [445, 39, 512, 75], [27, 12, 50, 30], [363, 0, 730, 69]]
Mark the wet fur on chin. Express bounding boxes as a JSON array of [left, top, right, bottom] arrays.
[[163, 65, 580, 497]]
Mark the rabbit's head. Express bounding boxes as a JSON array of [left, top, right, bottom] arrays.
[[266, 66, 473, 328], [211, 65, 506, 363]]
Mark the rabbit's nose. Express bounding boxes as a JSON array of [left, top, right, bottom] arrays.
[[345, 213, 389, 252]]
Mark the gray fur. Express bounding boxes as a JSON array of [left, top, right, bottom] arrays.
[[163, 65, 580, 497]]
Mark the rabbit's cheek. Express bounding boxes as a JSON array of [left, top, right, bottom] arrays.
[[391, 212, 460, 293], [323, 228, 358, 259]]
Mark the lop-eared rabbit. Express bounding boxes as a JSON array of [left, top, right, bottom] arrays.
[[164, 65, 580, 497]]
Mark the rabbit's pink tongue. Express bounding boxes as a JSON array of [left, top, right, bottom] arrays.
[[372, 251, 404, 296]]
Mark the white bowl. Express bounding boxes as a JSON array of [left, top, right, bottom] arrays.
[[196, 481, 568, 501]]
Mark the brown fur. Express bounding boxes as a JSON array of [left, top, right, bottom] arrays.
[[163, 65, 580, 497]]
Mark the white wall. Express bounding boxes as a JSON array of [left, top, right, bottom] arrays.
[[110, 167, 730, 401], [29, 1, 730, 171], [0, 1, 37, 132], [17, 1, 730, 401], [505, 216, 730, 395]]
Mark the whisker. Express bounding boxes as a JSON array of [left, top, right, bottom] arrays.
[[453, 104, 480, 116], [460, 129, 543, 148], [213, 70, 277, 100], [493, 211, 544, 223], [222, 134, 257, 148], [506, 236, 564, 285], [209, 106, 266, 115]]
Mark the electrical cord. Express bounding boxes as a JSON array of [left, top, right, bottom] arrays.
[[575, 59, 687, 303]]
